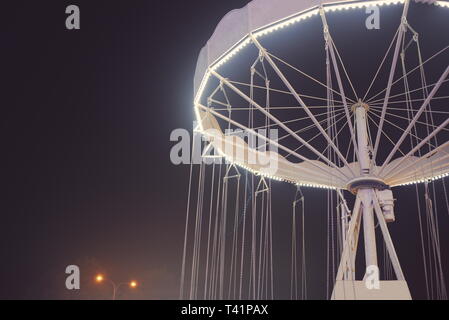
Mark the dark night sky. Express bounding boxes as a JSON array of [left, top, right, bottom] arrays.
[[2, 0, 256, 300], [2, 0, 448, 300]]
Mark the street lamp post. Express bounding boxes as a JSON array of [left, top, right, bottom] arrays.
[[95, 274, 138, 300]]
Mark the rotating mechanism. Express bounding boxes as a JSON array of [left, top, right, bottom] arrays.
[[347, 101, 397, 224]]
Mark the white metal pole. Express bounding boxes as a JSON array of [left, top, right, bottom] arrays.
[[355, 103, 371, 175], [336, 195, 361, 281], [319, 8, 360, 163], [373, 192, 405, 280], [381, 117, 449, 178], [336, 189, 350, 246], [207, 71, 352, 180], [360, 189, 378, 272], [250, 35, 356, 176], [372, 0, 410, 161], [378, 65, 449, 175], [196, 103, 347, 181], [355, 103, 378, 272]]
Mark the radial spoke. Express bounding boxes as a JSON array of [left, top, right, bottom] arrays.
[[313, 115, 350, 161], [330, 40, 359, 102], [264, 52, 355, 104], [196, 103, 348, 181], [228, 80, 346, 105], [366, 44, 449, 103], [369, 94, 449, 106], [253, 109, 345, 131], [372, 0, 410, 163], [257, 114, 344, 151], [378, 65, 449, 175], [368, 79, 449, 105], [363, 27, 401, 101], [369, 105, 449, 115], [370, 109, 441, 151], [319, 8, 360, 164], [386, 141, 449, 184], [210, 105, 346, 111], [370, 108, 449, 132], [382, 118, 449, 178], [251, 35, 356, 176], [367, 114, 409, 159], [288, 112, 348, 158], [210, 69, 353, 179]]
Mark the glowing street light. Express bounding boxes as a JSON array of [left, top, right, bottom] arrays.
[[94, 274, 138, 300]]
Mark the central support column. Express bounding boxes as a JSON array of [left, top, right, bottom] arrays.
[[354, 102, 371, 176], [359, 189, 378, 272], [333, 101, 410, 299], [353, 102, 378, 273]]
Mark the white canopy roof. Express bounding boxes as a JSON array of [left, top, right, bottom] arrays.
[[194, 0, 439, 97], [194, 0, 449, 190]]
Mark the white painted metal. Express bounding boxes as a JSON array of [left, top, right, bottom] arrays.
[[320, 8, 360, 163], [196, 104, 350, 185], [373, 192, 406, 280], [250, 35, 356, 176], [355, 104, 378, 274], [378, 65, 449, 175], [354, 103, 372, 175], [191, 0, 449, 300], [360, 189, 378, 273], [336, 189, 350, 246], [372, 0, 410, 162], [209, 70, 352, 180], [194, 0, 433, 97], [333, 188, 411, 299], [384, 141, 449, 186], [333, 104, 411, 299], [336, 195, 361, 281], [381, 117, 449, 178], [194, 0, 449, 189], [376, 189, 395, 222]]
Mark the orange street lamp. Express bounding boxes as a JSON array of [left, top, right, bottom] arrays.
[[94, 274, 138, 300], [95, 274, 104, 282]]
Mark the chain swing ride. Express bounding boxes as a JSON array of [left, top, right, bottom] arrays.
[[180, 0, 449, 300]]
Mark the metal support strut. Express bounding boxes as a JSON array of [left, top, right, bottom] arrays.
[[332, 102, 411, 300]]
